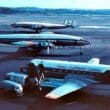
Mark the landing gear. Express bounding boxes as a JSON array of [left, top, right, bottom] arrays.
[[35, 29, 41, 33], [80, 46, 83, 55], [47, 41, 51, 54], [47, 46, 50, 54]]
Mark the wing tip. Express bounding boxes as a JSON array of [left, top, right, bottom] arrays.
[[45, 93, 59, 99]]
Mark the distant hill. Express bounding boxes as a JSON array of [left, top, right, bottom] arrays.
[[0, 7, 110, 15], [0, 7, 16, 14]]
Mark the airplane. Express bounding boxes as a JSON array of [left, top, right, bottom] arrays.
[[1, 58, 110, 99], [0, 33, 90, 55], [10, 20, 75, 33], [28, 58, 110, 99]]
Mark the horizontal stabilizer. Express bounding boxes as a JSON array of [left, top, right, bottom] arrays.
[[88, 58, 100, 64]]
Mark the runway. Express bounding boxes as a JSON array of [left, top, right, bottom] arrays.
[[0, 14, 110, 110]]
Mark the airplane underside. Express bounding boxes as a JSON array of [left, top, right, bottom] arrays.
[[0, 39, 86, 55]]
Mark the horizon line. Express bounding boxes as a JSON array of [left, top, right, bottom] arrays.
[[0, 6, 110, 10]]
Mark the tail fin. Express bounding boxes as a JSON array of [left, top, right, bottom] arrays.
[[88, 58, 100, 64], [64, 20, 77, 28]]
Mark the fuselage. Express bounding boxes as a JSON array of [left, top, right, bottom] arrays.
[[0, 34, 90, 46], [31, 59, 110, 82], [11, 22, 71, 30]]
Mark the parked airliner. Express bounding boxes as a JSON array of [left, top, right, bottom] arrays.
[[11, 20, 75, 32], [0, 33, 90, 55], [1, 58, 110, 99]]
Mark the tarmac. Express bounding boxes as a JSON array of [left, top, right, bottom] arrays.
[[0, 14, 110, 110]]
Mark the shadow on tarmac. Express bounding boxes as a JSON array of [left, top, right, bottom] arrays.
[[0, 47, 74, 62]]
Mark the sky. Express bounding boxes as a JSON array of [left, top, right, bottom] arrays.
[[0, 0, 110, 9]]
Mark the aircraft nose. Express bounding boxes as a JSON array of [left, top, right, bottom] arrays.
[[10, 23, 16, 27], [79, 40, 91, 46], [83, 40, 91, 45]]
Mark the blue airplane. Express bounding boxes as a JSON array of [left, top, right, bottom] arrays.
[[1, 58, 110, 99], [30, 58, 110, 99]]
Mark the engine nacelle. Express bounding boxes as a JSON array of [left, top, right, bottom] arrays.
[[1, 80, 23, 96], [31, 25, 43, 29], [5, 72, 28, 86]]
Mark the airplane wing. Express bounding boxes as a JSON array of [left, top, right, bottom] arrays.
[[88, 58, 100, 64], [40, 74, 98, 99]]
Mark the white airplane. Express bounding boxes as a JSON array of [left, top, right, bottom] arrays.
[[1, 58, 110, 99], [28, 58, 110, 99], [11, 20, 75, 32], [0, 33, 90, 55]]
